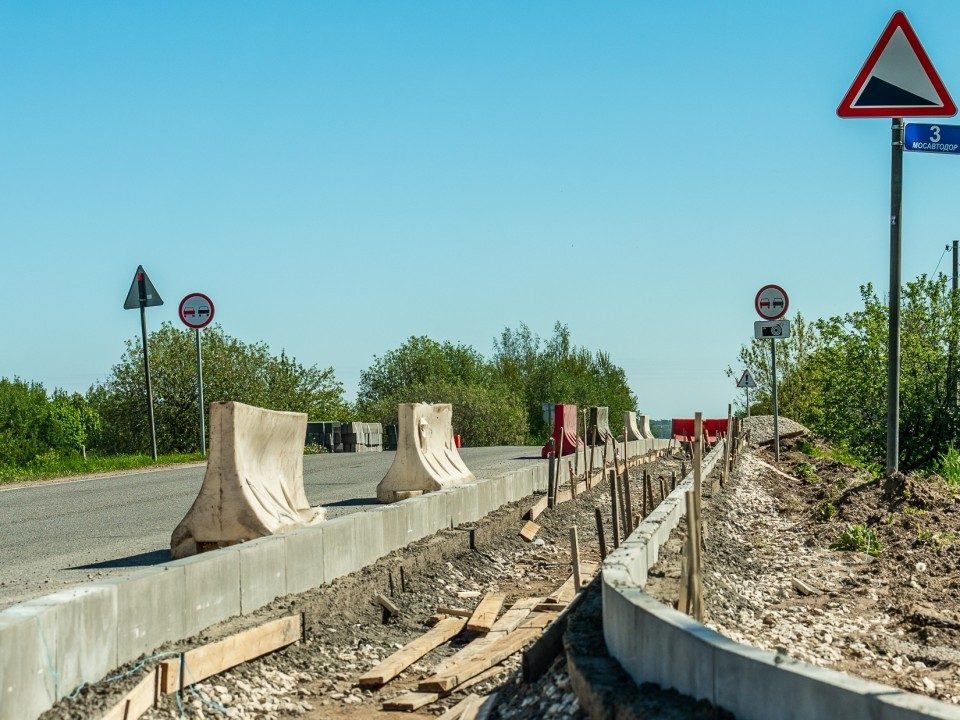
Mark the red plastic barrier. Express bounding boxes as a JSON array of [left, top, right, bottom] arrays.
[[671, 418, 728, 443], [541, 403, 584, 458]]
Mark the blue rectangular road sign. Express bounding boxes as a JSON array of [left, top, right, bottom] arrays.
[[904, 123, 960, 155]]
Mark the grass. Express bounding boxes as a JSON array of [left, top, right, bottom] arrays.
[[796, 439, 881, 478], [830, 524, 882, 556], [794, 461, 820, 483], [937, 446, 960, 489], [0, 452, 205, 485]]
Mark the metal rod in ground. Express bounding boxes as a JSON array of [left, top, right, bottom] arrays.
[[609, 469, 621, 549], [595, 508, 607, 560], [556, 427, 565, 498], [569, 527, 582, 591], [589, 426, 597, 490], [582, 410, 590, 486], [547, 453, 556, 510], [623, 467, 634, 530]]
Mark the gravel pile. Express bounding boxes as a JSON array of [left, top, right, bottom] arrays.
[[742, 414, 810, 445]]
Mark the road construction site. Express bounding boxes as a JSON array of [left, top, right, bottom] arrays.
[[6, 404, 960, 720]]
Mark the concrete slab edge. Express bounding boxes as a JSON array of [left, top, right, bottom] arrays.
[[599, 440, 960, 720]]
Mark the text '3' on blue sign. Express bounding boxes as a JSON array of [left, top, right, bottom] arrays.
[[904, 123, 960, 154]]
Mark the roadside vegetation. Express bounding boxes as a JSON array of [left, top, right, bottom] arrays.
[[730, 273, 960, 473], [1, 322, 636, 483]]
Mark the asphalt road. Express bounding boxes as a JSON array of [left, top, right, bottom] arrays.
[[0, 447, 542, 610]]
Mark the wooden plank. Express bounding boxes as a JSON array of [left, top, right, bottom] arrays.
[[489, 597, 542, 634], [546, 562, 599, 603], [437, 606, 473, 618], [519, 611, 559, 630], [533, 603, 567, 613], [358, 616, 466, 687], [438, 693, 481, 720], [519, 521, 540, 542], [162, 615, 301, 693], [466, 593, 506, 633], [526, 496, 548, 521], [460, 693, 492, 720], [100, 668, 161, 720], [419, 627, 540, 692], [522, 577, 590, 683], [382, 691, 441, 711]]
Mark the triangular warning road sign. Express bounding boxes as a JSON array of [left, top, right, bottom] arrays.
[[837, 11, 956, 118], [736, 369, 757, 389], [123, 265, 164, 309]]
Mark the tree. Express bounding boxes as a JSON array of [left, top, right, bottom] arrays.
[[356, 336, 526, 446], [492, 322, 638, 443], [729, 276, 960, 471], [90, 322, 348, 455]]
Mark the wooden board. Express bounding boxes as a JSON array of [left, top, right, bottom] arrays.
[[466, 593, 506, 633], [438, 693, 481, 720], [161, 615, 301, 694], [460, 694, 491, 720], [419, 627, 540, 692], [357, 616, 466, 687], [437, 606, 473, 618], [518, 521, 540, 542], [526, 496, 548, 521], [382, 691, 441, 711], [518, 611, 559, 630], [533, 603, 567, 613], [546, 561, 598, 603], [100, 668, 162, 720], [489, 597, 542, 634]]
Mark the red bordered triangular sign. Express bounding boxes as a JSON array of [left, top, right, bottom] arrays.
[[837, 11, 956, 118]]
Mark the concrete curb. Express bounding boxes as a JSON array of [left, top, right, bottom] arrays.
[[0, 439, 668, 720], [599, 443, 960, 720]]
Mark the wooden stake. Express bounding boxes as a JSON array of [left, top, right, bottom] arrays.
[[671, 470, 677, 491], [547, 453, 556, 510], [622, 467, 633, 532], [693, 412, 703, 514], [556, 427, 565, 500], [594, 508, 607, 560], [582, 409, 590, 486], [569, 465, 577, 499], [589, 426, 597, 490], [569, 526, 582, 592], [609, 469, 621, 548]]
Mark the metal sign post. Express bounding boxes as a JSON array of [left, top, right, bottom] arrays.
[[179, 293, 215, 457], [838, 11, 956, 473], [124, 266, 163, 461], [736, 369, 757, 418], [754, 288, 789, 463]]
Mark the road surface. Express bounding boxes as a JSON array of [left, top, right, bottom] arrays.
[[0, 447, 541, 609]]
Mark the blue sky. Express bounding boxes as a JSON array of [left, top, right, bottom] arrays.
[[3, 1, 960, 419]]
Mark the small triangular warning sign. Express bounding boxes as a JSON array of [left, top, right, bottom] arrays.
[[736, 369, 757, 389], [837, 12, 956, 118], [124, 265, 164, 309]]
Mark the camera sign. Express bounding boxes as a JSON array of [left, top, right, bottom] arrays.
[[755, 320, 791, 340]]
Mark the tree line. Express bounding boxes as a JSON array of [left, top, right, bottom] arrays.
[[730, 274, 960, 472], [0, 321, 637, 470]]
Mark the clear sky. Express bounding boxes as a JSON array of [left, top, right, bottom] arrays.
[[3, 1, 960, 419]]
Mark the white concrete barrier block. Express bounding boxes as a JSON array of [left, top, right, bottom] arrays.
[[317, 516, 359, 583], [0, 613, 55, 720], [473, 479, 495, 517], [352, 510, 385, 568], [377, 403, 475, 503], [232, 536, 287, 614], [90, 567, 187, 665], [284, 526, 325, 595], [455, 483, 480, 525], [371, 503, 411, 554], [3, 585, 118, 702], [165, 551, 241, 637], [172, 402, 325, 559]]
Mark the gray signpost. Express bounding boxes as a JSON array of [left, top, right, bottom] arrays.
[[178, 293, 215, 457], [837, 11, 956, 474], [755, 285, 789, 462], [123, 266, 163, 461]]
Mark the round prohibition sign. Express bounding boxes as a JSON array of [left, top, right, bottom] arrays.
[[178, 292, 215, 329], [755, 284, 789, 321]]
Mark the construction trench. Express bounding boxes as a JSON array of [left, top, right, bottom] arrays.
[[7, 406, 960, 720]]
